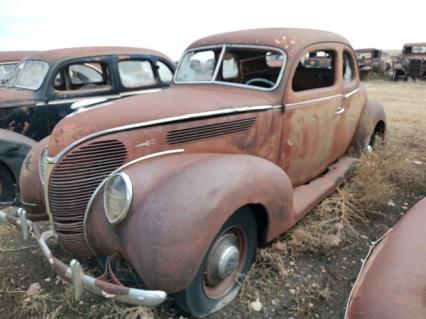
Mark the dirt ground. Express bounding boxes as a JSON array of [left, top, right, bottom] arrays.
[[1, 80, 425, 319]]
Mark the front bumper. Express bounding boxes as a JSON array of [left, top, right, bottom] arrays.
[[0, 208, 167, 307]]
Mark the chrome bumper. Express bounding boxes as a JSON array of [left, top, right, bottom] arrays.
[[0, 208, 167, 307]]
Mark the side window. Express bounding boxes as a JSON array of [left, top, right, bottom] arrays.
[[156, 61, 173, 84], [54, 62, 110, 91], [292, 49, 336, 92], [343, 51, 355, 84], [119, 60, 156, 88]]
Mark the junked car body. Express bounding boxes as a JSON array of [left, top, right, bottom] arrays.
[[355, 49, 392, 80], [0, 47, 175, 205], [0, 51, 38, 87], [2, 28, 386, 317], [346, 198, 426, 319], [392, 43, 426, 81]]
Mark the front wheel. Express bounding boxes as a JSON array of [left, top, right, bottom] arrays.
[[174, 207, 257, 318]]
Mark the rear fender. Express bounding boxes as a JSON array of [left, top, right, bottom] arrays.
[[86, 153, 293, 293], [350, 100, 387, 153]]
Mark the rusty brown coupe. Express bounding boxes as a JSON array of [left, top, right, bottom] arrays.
[[1, 28, 387, 317]]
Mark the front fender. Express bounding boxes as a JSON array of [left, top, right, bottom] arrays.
[[86, 153, 293, 293], [18, 137, 48, 220], [350, 99, 387, 153], [0, 129, 35, 186]]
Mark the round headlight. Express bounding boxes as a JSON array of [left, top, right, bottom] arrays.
[[402, 58, 410, 65], [39, 148, 48, 185], [104, 172, 132, 225]]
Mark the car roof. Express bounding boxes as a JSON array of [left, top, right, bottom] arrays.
[[187, 28, 351, 57], [23, 46, 173, 64], [355, 48, 380, 52], [0, 51, 39, 63], [403, 42, 426, 47]]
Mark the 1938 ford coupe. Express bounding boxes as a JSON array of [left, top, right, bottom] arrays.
[[1, 29, 386, 317], [0, 47, 175, 205]]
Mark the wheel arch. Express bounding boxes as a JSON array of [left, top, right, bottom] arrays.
[[350, 99, 387, 153]]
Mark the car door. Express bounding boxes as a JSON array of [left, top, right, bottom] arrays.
[[337, 48, 366, 154], [279, 44, 342, 187], [44, 56, 118, 133]]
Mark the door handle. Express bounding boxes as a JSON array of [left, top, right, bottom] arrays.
[[335, 106, 345, 115]]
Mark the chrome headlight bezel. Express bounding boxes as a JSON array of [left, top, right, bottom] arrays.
[[39, 148, 48, 185], [103, 172, 133, 225]]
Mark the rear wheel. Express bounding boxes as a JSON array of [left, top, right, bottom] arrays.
[[0, 164, 15, 204], [174, 207, 257, 318]]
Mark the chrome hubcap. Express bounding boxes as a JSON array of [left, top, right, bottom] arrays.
[[206, 234, 240, 286]]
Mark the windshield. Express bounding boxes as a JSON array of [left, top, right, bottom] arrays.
[[8, 61, 49, 90], [356, 52, 372, 59], [175, 45, 286, 90], [0, 63, 17, 86], [411, 46, 426, 54]]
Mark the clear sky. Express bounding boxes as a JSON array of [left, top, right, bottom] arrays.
[[0, 0, 425, 60]]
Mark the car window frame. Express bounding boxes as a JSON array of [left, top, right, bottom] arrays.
[[48, 56, 116, 101], [173, 44, 287, 92], [285, 43, 343, 106]]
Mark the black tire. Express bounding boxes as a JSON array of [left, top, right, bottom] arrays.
[[174, 207, 257, 318], [0, 164, 15, 203]]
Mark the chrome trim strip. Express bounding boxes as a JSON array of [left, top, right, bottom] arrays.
[[286, 94, 341, 109], [173, 44, 287, 92], [119, 88, 162, 97], [51, 104, 280, 162], [46, 89, 162, 106], [285, 88, 360, 109], [47, 95, 119, 105], [344, 87, 360, 98], [82, 149, 184, 254]]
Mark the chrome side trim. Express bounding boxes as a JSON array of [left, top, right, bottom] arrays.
[[286, 94, 341, 109], [344, 87, 360, 99], [45, 89, 162, 106], [285, 88, 360, 110], [82, 149, 184, 254], [51, 104, 281, 163], [119, 88, 162, 97]]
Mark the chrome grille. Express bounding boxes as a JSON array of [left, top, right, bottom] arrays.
[[48, 139, 127, 256]]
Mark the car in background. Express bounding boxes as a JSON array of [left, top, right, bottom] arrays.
[[6, 28, 386, 317], [0, 51, 38, 87], [0, 47, 175, 206], [345, 198, 426, 318], [355, 48, 392, 80], [393, 43, 426, 81]]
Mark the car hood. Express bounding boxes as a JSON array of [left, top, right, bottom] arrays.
[[0, 88, 36, 108], [48, 84, 275, 156]]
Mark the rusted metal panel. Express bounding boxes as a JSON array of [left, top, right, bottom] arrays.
[[346, 198, 426, 319]]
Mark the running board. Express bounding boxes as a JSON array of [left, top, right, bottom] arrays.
[[293, 156, 359, 221]]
